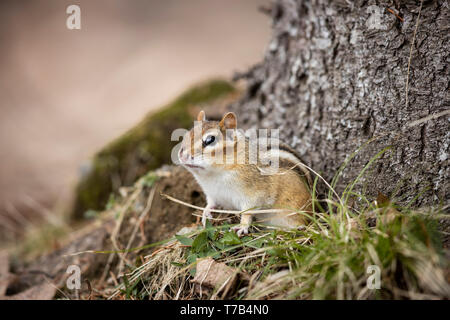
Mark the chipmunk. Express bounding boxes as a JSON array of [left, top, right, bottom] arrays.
[[178, 111, 312, 236]]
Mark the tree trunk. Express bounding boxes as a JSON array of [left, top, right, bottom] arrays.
[[233, 0, 449, 206]]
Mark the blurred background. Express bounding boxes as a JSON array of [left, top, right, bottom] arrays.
[[0, 0, 270, 241]]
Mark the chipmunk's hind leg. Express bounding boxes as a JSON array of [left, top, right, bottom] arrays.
[[231, 213, 253, 237]]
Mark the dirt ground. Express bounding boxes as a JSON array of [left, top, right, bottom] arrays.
[[0, 0, 270, 236]]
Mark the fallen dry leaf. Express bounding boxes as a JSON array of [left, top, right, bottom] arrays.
[[192, 257, 238, 291], [3, 282, 56, 300], [0, 251, 56, 300]]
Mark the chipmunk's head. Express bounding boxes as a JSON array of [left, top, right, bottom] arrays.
[[178, 110, 241, 171]]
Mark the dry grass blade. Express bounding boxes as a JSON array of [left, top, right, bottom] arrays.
[[117, 184, 157, 276], [109, 240, 191, 300]]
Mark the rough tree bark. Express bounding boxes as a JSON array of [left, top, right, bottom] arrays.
[[233, 0, 449, 207]]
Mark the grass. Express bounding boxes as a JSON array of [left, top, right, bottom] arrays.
[[106, 157, 449, 300], [111, 200, 448, 300]]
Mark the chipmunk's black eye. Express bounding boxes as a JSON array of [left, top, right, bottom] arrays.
[[203, 135, 216, 147]]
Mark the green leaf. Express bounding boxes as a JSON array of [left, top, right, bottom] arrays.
[[187, 253, 198, 276], [245, 237, 265, 248], [175, 235, 194, 246], [171, 261, 185, 267], [220, 231, 242, 246], [205, 220, 216, 239], [214, 241, 226, 250], [192, 231, 208, 253], [206, 249, 221, 259]]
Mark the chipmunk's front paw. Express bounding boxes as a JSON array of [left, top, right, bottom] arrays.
[[201, 209, 213, 227], [231, 225, 249, 237]]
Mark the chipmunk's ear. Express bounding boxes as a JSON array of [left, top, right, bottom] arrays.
[[197, 110, 206, 122], [219, 112, 237, 129]]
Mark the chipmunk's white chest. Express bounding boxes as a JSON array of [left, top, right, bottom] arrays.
[[193, 170, 249, 210]]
